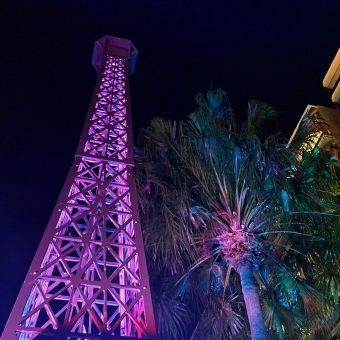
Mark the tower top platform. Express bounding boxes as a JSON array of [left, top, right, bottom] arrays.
[[92, 35, 138, 74]]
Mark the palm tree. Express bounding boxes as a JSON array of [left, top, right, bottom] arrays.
[[290, 112, 340, 339], [136, 90, 340, 339]]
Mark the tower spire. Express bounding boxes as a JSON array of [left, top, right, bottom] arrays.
[[1, 36, 156, 340]]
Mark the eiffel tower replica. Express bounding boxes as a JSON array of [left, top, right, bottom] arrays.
[[1, 36, 157, 340]]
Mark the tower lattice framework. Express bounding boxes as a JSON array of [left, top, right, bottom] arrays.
[[1, 36, 156, 340]]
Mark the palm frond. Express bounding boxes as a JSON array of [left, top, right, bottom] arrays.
[[136, 89, 340, 340]]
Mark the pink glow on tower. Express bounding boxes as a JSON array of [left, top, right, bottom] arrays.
[[1, 36, 156, 340]]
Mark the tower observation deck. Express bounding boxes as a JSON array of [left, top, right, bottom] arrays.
[[1, 36, 157, 340]]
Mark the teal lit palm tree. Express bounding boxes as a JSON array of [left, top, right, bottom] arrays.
[[136, 90, 340, 340]]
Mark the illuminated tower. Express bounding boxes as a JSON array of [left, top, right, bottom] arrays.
[[1, 36, 156, 340]]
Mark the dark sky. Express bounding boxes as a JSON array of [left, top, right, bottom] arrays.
[[0, 0, 339, 333]]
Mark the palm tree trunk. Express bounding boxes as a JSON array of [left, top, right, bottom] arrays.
[[238, 262, 267, 340]]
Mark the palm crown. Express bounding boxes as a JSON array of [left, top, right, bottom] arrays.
[[136, 90, 340, 340]]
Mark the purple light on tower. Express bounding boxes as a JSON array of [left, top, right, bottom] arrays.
[[1, 36, 157, 340]]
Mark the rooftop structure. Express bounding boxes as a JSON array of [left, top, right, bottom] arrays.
[[323, 48, 340, 108]]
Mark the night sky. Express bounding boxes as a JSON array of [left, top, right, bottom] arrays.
[[0, 0, 339, 333]]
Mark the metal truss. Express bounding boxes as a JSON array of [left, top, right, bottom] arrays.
[[1, 36, 156, 340]]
